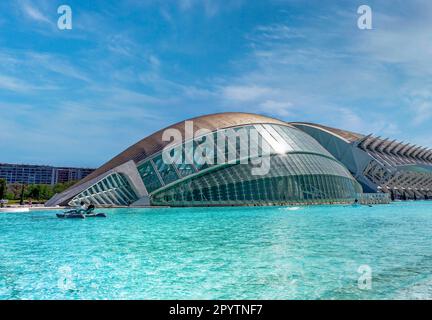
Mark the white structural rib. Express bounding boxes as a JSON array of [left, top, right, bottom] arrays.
[[369, 136, 382, 151], [358, 134, 374, 149], [391, 141, 405, 155], [383, 139, 398, 153], [398, 143, 412, 156]]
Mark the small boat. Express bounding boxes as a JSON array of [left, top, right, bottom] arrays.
[[56, 212, 85, 219], [57, 204, 107, 219], [56, 212, 106, 218]]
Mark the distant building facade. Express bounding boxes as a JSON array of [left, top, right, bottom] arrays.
[[0, 163, 94, 185]]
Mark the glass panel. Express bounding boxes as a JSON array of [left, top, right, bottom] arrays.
[[193, 137, 214, 171], [153, 155, 179, 185], [151, 152, 361, 206], [138, 161, 163, 193], [175, 146, 197, 178]]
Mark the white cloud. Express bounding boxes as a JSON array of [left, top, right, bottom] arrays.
[[177, 0, 243, 17], [406, 89, 432, 125], [222, 85, 275, 102], [332, 107, 399, 137], [26, 52, 91, 82], [259, 100, 293, 117], [19, 1, 51, 25], [207, 7, 429, 144], [0, 75, 55, 92], [354, 12, 432, 77], [248, 24, 305, 42], [148, 55, 161, 68], [0, 75, 32, 92]]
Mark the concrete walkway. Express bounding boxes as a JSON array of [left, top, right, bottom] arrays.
[[0, 206, 66, 213]]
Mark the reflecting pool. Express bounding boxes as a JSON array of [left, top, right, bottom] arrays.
[[1, 201, 432, 299]]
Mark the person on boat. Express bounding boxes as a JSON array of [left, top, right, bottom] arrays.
[[76, 201, 87, 214], [85, 203, 95, 215]]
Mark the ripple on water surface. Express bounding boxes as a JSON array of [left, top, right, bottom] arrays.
[[1, 202, 432, 299]]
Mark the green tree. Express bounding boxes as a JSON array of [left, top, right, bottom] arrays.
[[25, 184, 55, 201], [27, 185, 42, 200], [7, 184, 23, 200], [19, 184, 26, 205], [0, 178, 6, 200], [6, 192, 15, 200], [0, 179, 7, 207], [39, 184, 54, 200], [53, 181, 77, 194]]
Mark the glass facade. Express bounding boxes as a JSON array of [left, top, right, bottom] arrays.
[[137, 161, 163, 194], [69, 172, 138, 207], [151, 154, 362, 206], [135, 124, 362, 206]]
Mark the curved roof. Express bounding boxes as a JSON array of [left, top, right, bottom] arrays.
[[75, 112, 291, 188], [290, 122, 365, 143]]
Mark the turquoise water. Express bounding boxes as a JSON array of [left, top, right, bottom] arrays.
[[1, 201, 432, 299]]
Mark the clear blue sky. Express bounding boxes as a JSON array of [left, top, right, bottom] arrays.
[[0, 0, 431, 168]]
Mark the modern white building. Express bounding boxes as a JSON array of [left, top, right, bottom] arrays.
[[291, 123, 432, 200], [47, 112, 432, 207], [46, 113, 366, 207]]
